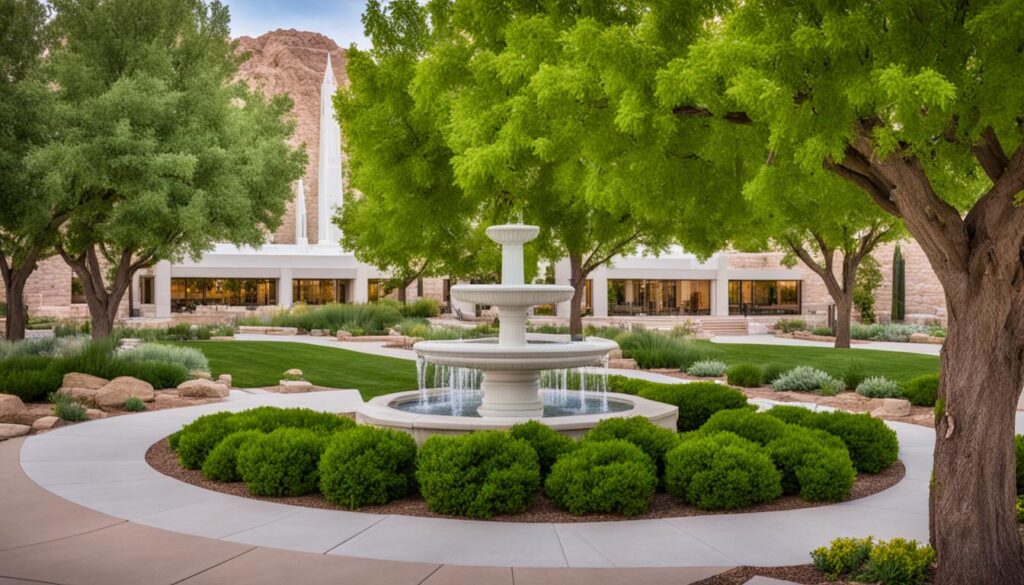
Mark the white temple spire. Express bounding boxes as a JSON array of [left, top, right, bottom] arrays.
[[294, 178, 308, 246], [317, 52, 343, 245]]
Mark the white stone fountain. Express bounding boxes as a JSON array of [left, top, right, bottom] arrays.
[[356, 223, 677, 440]]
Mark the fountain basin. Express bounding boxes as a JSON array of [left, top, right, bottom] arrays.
[[356, 389, 679, 443], [413, 337, 617, 370], [450, 284, 575, 307]]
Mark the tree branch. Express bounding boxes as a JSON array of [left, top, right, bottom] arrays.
[[672, 105, 752, 125], [972, 126, 1009, 183]]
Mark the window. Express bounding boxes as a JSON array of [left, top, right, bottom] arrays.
[[728, 280, 801, 315], [71, 277, 86, 304], [170, 278, 278, 312], [608, 280, 711, 316], [416, 278, 424, 298], [368, 279, 382, 302], [139, 276, 155, 305], [293, 279, 346, 305]]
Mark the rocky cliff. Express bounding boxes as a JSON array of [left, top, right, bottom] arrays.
[[235, 29, 348, 245]]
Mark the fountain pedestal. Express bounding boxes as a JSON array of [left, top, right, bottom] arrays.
[[478, 370, 543, 418]]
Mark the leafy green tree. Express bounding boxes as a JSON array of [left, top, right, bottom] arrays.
[[0, 0, 61, 340], [853, 255, 883, 325], [33, 0, 306, 338], [657, 1, 1024, 581]]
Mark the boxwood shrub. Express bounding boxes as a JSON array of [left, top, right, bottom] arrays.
[[202, 430, 264, 482], [582, 417, 679, 483], [901, 373, 939, 407], [175, 412, 238, 469], [665, 432, 782, 510], [416, 431, 540, 519], [319, 426, 416, 509], [509, 420, 576, 478], [762, 405, 817, 427], [545, 439, 657, 516], [814, 411, 899, 474], [699, 409, 788, 446], [637, 381, 748, 432], [766, 427, 855, 501], [726, 363, 765, 388], [761, 364, 790, 385], [237, 428, 326, 496]]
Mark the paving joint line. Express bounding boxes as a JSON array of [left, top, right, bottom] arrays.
[[0, 573, 62, 585], [660, 518, 742, 565], [554, 524, 614, 568], [550, 523, 571, 568], [415, 563, 444, 585], [170, 545, 258, 585], [0, 519, 128, 554], [321, 514, 392, 555], [217, 507, 308, 541]]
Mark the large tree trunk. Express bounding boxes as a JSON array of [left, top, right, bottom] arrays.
[[4, 281, 28, 342], [58, 245, 134, 340], [567, 252, 586, 337], [832, 294, 853, 349], [930, 300, 1024, 584]]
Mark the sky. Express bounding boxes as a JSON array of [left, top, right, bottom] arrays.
[[222, 0, 371, 48]]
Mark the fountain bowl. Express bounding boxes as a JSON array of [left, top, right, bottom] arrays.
[[450, 283, 574, 307], [356, 389, 679, 443], [413, 336, 618, 371]]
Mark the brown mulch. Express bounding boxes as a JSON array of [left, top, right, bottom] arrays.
[[693, 565, 844, 585], [650, 370, 937, 429], [146, 437, 905, 524]]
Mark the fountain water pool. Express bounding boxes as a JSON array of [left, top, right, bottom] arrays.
[[355, 223, 678, 441]]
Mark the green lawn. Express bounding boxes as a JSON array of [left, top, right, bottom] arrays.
[[693, 340, 939, 381], [176, 341, 417, 399]]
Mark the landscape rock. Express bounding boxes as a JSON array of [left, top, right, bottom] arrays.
[[177, 379, 230, 399], [0, 423, 31, 440], [32, 416, 62, 431], [62, 373, 108, 390], [0, 395, 28, 423], [217, 374, 232, 387], [278, 380, 313, 394], [873, 398, 913, 418], [336, 330, 352, 339], [284, 368, 303, 377], [608, 358, 638, 370], [59, 387, 99, 407], [909, 332, 944, 345], [85, 409, 107, 420], [607, 348, 623, 360], [94, 377, 155, 408], [190, 370, 213, 381], [310, 329, 329, 337]]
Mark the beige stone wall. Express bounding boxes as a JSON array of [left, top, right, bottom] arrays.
[[0, 256, 128, 319]]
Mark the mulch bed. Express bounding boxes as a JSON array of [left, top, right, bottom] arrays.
[[146, 437, 905, 524], [693, 565, 842, 585]]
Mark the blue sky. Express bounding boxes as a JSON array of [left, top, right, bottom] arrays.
[[222, 0, 371, 48]]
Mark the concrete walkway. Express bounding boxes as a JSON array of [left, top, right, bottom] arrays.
[[709, 334, 942, 356], [16, 389, 934, 572]]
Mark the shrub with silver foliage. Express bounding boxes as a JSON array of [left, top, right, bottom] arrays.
[[687, 360, 728, 377], [119, 343, 209, 373], [772, 366, 839, 393], [855, 376, 902, 398]]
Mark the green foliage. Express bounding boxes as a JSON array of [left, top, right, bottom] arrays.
[[1016, 496, 1024, 523], [123, 396, 145, 412], [263, 304, 403, 335], [665, 432, 782, 510], [606, 375, 652, 395], [545, 440, 657, 516], [700, 409, 788, 446], [761, 364, 790, 385], [118, 343, 209, 373], [237, 428, 326, 497], [201, 430, 263, 482], [849, 323, 932, 343], [901, 374, 939, 407], [508, 420, 576, 478], [416, 431, 540, 519], [175, 412, 237, 469], [319, 426, 417, 509], [726, 363, 764, 387], [112, 324, 234, 342], [859, 538, 936, 585], [636, 381, 749, 432], [49, 391, 87, 422], [399, 299, 440, 318], [774, 319, 807, 333], [854, 256, 884, 324], [618, 330, 719, 370], [812, 412, 900, 474], [811, 326, 834, 336], [686, 360, 727, 377], [856, 376, 902, 398], [763, 405, 816, 427], [842, 362, 869, 391], [771, 366, 838, 393], [818, 378, 845, 397], [811, 536, 875, 580], [582, 417, 679, 483], [1016, 435, 1024, 496], [766, 426, 849, 495]]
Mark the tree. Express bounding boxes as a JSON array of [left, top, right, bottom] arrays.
[[33, 0, 306, 338], [335, 0, 486, 304], [740, 167, 901, 347], [853, 255, 883, 325], [0, 0, 61, 340], [658, 2, 1024, 582]]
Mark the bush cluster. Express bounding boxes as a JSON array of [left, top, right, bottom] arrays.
[[761, 364, 790, 385], [849, 322, 935, 342], [841, 362, 869, 391], [416, 431, 540, 519], [766, 426, 855, 501], [398, 298, 440, 319], [700, 409, 787, 445], [617, 329, 720, 369], [635, 381, 749, 432], [319, 426, 417, 509], [686, 360, 728, 377], [237, 428, 326, 496], [900, 374, 938, 407], [582, 417, 679, 481], [771, 366, 840, 393], [123, 396, 146, 412], [254, 303, 404, 335], [202, 430, 264, 482], [812, 536, 935, 585], [774, 319, 807, 333], [856, 376, 902, 398], [509, 420, 576, 477], [725, 363, 764, 387], [49, 391, 87, 422], [118, 343, 209, 373], [665, 432, 782, 510], [765, 407, 898, 474], [545, 440, 656, 516], [110, 323, 235, 342]]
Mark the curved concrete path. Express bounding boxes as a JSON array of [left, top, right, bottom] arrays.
[[17, 389, 933, 570], [709, 334, 942, 356]]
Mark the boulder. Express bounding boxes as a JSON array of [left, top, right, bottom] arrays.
[[608, 358, 638, 370], [872, 398, 913, 418], [607, 348, 624, 360], [310, 329, 329, 337], [336, 330, 352, 340], [0, 395, 27, 424], [177, 379, 229, 399], [217, 374, 232, 387], [190, 370, 213, 381], [0, 423, 31, 440], [284, 368, 303, 377], [62, 373, 108, 390], [94, 377, 155, 408], [59, 387, 99, 407], [32, 416, 62, 431], [85, 409, 107, 420], [278, 380, 313, 394], [909, 332, 944, 345]]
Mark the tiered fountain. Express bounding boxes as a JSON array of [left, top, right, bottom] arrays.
[[356, 224, 677, 441]]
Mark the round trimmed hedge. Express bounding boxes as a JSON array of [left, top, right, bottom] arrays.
[[901, 373, 939, 407], [726, 363, 765, 387], [813, 411, 898, 474], [763, 405, 816, 426], [175, 412, 237, 469], [582, 417, 679, 483], [237, 428, 326, 496], [636, 381, 749, 432], [545, 439, 657, 516], [319, 426, 416, 509], [416, 431, 540, 519], [766, 427, 855, 501], [202, 430, 264, 482], [665, 432, 783, 510], [509, 420, 576, 477], [700, 409, 788, 445]]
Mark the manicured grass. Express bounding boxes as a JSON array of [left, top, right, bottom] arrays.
[[693, 341, 939, 381], [176, 341, 417, 399]]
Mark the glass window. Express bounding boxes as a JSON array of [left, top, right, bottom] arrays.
[[170, 278, 278, 312], [608, 280, 711, 316], [368, 279, 381, 302], [728, 280, 801, 315], [71, 277, 86, 304], [140, 276, 155, 305], [293, 279, 347, 305]]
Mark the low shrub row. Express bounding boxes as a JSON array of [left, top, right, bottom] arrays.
[[764, 406, 899, 473], [239, 302, 406, 335], [811, 536, 935, 585], [606, 377, 749, 432], [616, 329, 722, 369]]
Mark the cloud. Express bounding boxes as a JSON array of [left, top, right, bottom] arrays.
[[222, 0, 370, 48]]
